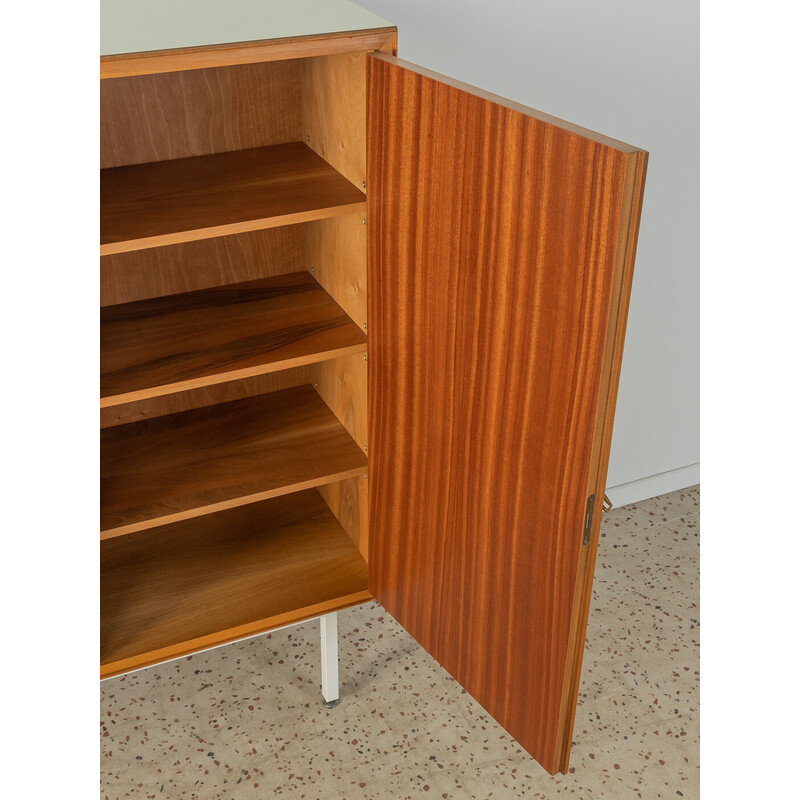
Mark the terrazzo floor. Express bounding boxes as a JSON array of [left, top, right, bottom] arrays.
[[101, 485, 699, 800]]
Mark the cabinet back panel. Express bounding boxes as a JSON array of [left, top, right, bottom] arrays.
[[100, 227, 305, 306], [100, 368, 314, 429], [99, 216, 370, 309], [100, 60, 302, 169]]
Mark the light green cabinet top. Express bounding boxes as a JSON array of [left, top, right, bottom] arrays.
[[101, 0, 391, 57]]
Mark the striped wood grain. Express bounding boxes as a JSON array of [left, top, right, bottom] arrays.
[[554, 149, 648, 771], [366, 54, 646, 775]]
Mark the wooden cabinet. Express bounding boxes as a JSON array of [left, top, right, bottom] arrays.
[[100, 2, 646, 776]]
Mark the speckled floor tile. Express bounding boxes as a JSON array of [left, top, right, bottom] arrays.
[[101, 485, 699, 799]]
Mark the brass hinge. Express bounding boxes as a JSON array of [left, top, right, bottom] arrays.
[[583, 493, 613, 546], [582, 494, 595, 545]]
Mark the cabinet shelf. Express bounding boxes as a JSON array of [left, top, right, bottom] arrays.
[[101, 272, 367, 407], [101, 490, 370, 678], [101, 385, 368, 538], [100, 142, 366, 255]]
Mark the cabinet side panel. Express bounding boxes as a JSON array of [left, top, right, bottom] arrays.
[[317, 477, 369, 558], [311, 353, 367, 452], [311, 352, 369, 558], [299, 49, 371, 553], [304, 214, 367, 329], [367, 55, 635, 774], [300, 52, 367, 189]]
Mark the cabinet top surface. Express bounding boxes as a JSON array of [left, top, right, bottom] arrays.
[[101, 0, 391, 57]]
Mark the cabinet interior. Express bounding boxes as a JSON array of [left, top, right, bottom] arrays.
[[100, 50, 372, 678]]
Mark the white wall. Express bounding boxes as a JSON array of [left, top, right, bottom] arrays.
[[355, 0, 700, 505]]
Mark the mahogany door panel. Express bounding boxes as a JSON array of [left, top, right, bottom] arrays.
[[366, 53, 646, 774]]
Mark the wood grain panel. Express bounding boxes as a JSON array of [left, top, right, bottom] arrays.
[[100, 142, 366, 255], [101, 60, 301, 169], [100, 367, 314, 429], [301, 52, 367, 189], [367, 54, 645, 775], [101, 385, 368, 537], [311, 352, 368, 452], [101, 272, 367, 407], [317, 476, 369, 557], [102, 590, 371, 680], [305, 213, 367, 329], [100, 227, 305, 307], [101, 491, 369, 678], [100, 28, 398, 79]]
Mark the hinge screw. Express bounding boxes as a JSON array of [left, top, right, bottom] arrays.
[[362, 218, 367, 225], [362, 180, 366, 188]]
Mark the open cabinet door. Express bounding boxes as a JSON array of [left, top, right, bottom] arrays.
[[366, 53, 647, 775]]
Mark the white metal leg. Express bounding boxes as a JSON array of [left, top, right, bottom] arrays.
[[320, 612, 340, 707]]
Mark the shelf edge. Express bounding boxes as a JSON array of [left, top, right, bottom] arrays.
[[100, 341, 367, 409], [100, 589, 373, 679], [100, 201, 367, 256], [100, 466, 368, 540]]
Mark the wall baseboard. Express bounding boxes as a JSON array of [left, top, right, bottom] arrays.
[[605, 463, 700, 509]]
